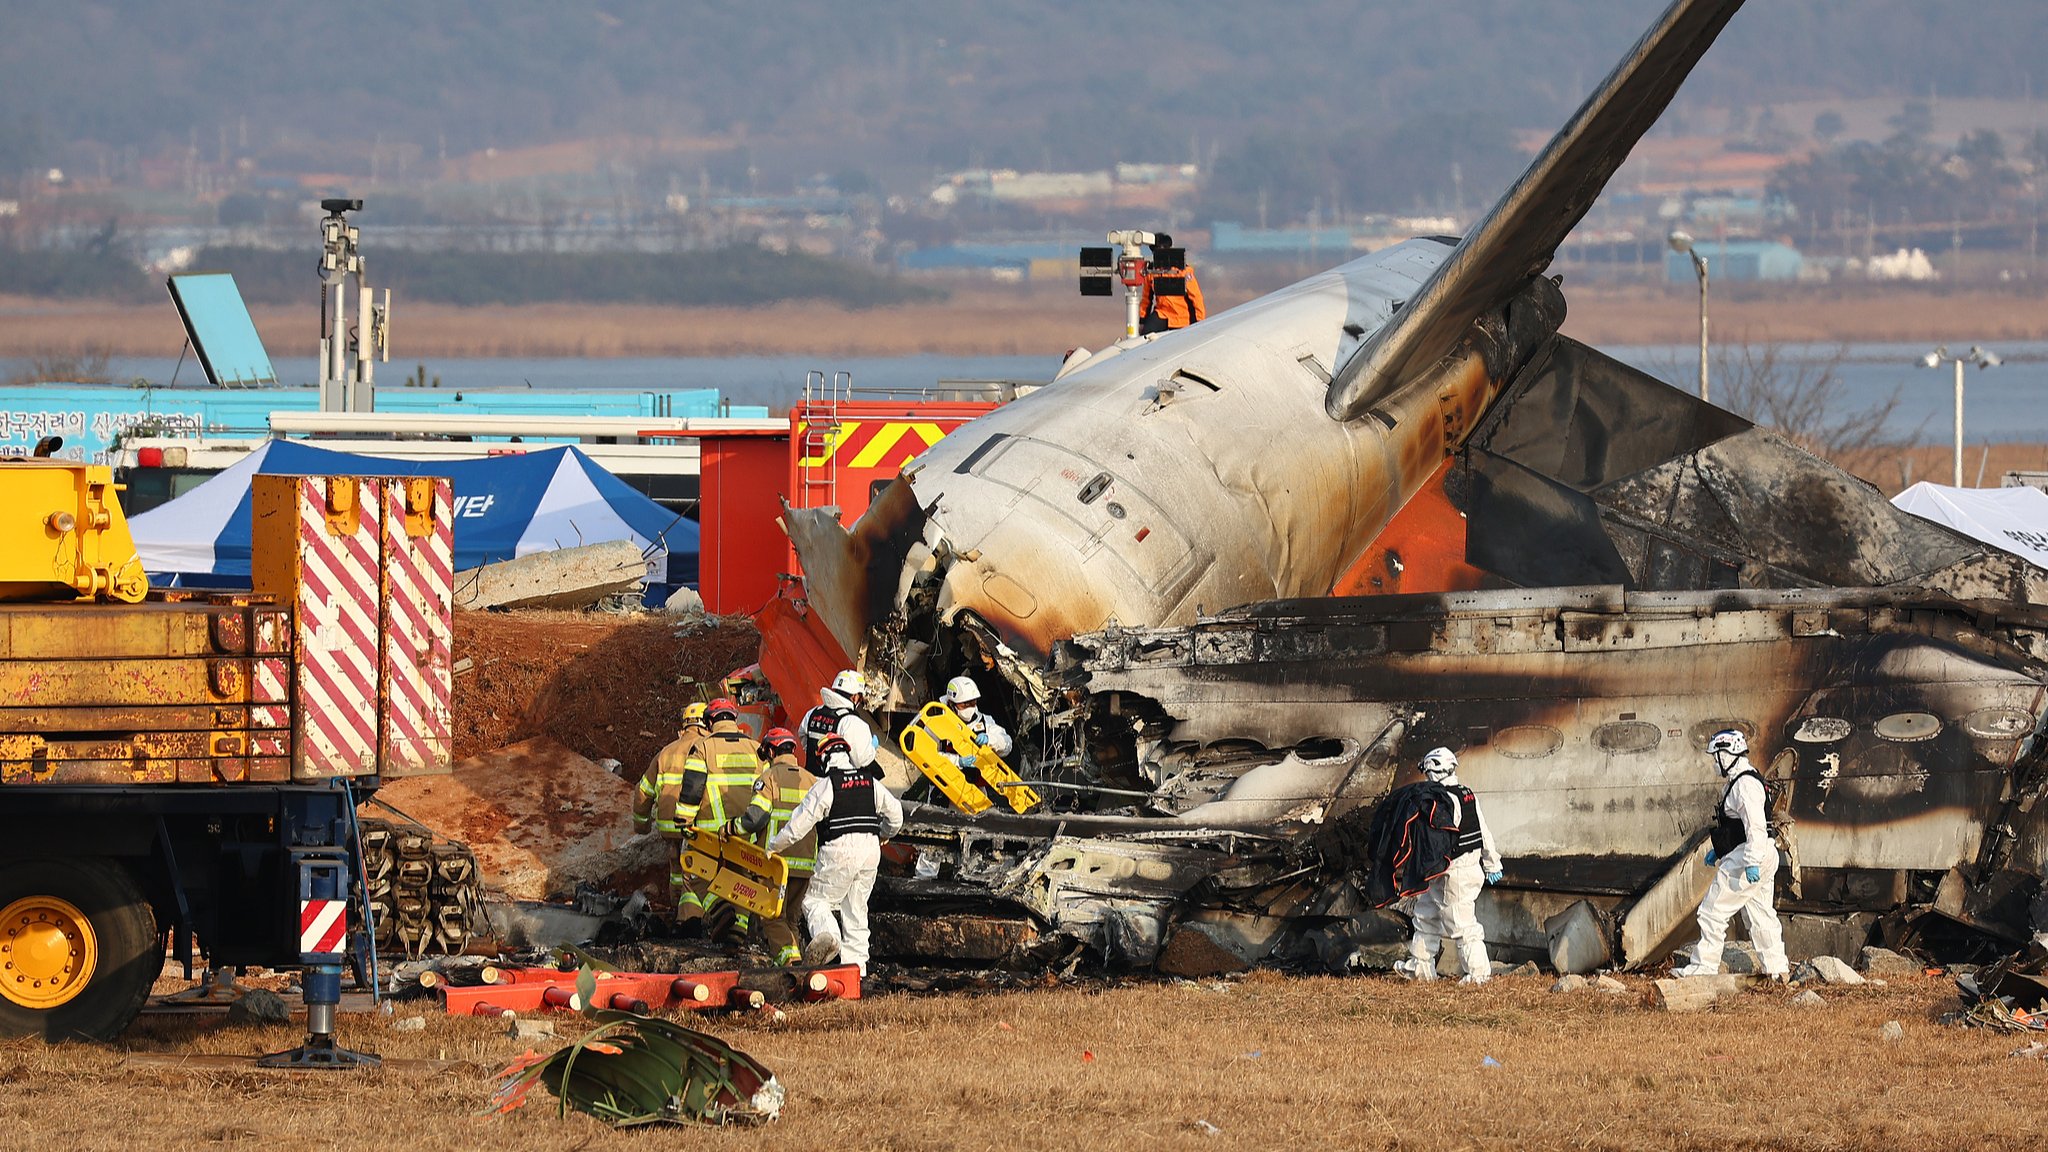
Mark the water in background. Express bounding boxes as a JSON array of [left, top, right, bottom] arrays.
[[83, 354, 1064, 414], [8, 342, 2044, 445], [1607, 342, 2048, 445]]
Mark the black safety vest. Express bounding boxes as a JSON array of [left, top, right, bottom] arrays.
[[1709, 770, 1772, 857], [819, 766, 881, 842], [1452, 785, 1484, 856], [803, 704, 849, 770]]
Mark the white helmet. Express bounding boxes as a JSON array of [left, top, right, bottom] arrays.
[[1707, 729, 1747, 775], [1419, 747, 1458, 781], [944, 676, 981, 704], [831, 669, 866, 698]]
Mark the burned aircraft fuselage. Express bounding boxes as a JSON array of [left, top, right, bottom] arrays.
[[879, 587, 2048, 970], [774, 0, 2048, 971]]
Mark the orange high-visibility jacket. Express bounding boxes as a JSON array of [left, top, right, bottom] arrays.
[[1140, 266, 1207, 329]]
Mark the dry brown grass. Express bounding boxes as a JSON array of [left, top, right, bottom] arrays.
[[6, 972, 2040, 1151], [9, 283, 2046, 361]]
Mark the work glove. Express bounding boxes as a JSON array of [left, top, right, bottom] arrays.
[[1704, 848, 1718, 866], [1485, 871, 1503, 885], [1745, 865, 1761, 884]]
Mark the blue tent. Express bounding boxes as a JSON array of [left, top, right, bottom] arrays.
[[130, 441, 698, 592]]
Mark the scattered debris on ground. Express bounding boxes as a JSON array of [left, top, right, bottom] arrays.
[[492, 998, 782, 1128]]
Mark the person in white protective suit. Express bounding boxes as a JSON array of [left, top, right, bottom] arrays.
[[1396, 747, 1504, 985], [770, 731, 903, 973], [801, 670, 880, 779], [1673, 730, 1790, 978], [942, 676, 1012, 781]]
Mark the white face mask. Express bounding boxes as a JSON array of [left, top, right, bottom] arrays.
[[956, 704, 978, 722]]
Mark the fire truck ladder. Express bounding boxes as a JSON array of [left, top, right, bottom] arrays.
[[798, 370, 852, 511]]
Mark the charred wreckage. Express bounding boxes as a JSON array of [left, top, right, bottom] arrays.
[[777, 0, 2048, 979]]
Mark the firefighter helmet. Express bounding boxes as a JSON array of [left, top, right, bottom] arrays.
[[944, 676, 981, 704], [831, 670, 867, 698], [1419, 747, 1458, 781], [762, 727, 798, 757], [707, 697, 739, 723]]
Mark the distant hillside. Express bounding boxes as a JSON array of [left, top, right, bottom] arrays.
[[4, 0, 2045, 182]]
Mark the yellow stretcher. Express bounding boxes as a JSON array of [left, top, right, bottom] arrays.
[[680, 828, 788, 918], [899, 700, 1040, 815]]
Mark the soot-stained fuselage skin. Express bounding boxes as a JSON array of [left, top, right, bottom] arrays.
[[878, 240, 1557, 664]]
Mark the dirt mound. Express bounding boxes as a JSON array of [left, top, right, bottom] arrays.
[[452, 609, 761, 774], [375, 737, 669, 901]]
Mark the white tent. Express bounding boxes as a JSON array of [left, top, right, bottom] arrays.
[[1892, 482, 2048, 570]]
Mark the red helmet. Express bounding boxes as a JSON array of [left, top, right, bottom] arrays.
[[707, 697, 739, 723], [816, 733, 850, 757], [763, 727, 798, 756]]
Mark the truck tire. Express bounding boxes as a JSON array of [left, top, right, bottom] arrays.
[[0, 858, 160, 1042]]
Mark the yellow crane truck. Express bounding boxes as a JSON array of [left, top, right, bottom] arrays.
[[0, 459, 453, 1066]]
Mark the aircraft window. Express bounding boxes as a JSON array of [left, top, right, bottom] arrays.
[[1963, 707, 2032, 740], [1593, 720, 1661, 754], [1492, 725, 1562, 759], [1791, 717, 1853, 744], [1874, 712, 1941, 742], [1077, 472, 1112, 505]]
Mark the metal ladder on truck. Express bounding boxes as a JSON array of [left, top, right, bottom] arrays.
[[797, 370, 852, 514]]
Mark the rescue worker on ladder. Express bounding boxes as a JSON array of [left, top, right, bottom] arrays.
[[1397, 747, 1504, 985], [803, 670, 880, 780], [1138, 232, 1206, 334], [684, 698, 766, 942], [635, 701, 711, 922], [770, 730, 903, 974], [738, 727, 815, 966], [1673, 730, 1790, 979], [942, 675, 1011, 791]]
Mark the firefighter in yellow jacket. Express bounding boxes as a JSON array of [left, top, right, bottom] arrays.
[[738, 727, 816, 966], [689, 698, 767, 941], [634, 702, 709, 920]]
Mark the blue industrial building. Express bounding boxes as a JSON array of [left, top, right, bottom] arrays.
[[1665, 239, 1803, 283]]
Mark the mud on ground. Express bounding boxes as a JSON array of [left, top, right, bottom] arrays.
[[450, 609, 761, 773], [20, 971, 2043, 1151]]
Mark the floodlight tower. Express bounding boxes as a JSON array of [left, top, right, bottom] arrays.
[[1920, 345, 2001, 486], [1079, 230, 1158, 340], [316, 198, 390, 413]]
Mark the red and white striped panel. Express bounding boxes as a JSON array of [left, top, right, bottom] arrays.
[[379, 478, 455, 774], [291, 477, 385, 778], [299, 898, 348, 956], [252, 655, 291, 730]]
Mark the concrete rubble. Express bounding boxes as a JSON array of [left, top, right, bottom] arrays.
[[454, 540, 648, 611], [1859, 947, 1921, 978], [1880, 1020, 1905, 1043], [1593, 975, 1628, 995], [1809, 956, 1867, 986], [1651, 974, 1745, 1012], [1791, 989, 1827, 1008], [1550, 974, 1588, 994], [506, 1018, 557, 1041]]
